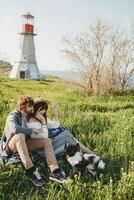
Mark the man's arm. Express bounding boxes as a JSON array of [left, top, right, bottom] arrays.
[[8, 113, 33, 136]]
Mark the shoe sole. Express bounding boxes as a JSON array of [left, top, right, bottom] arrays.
[[49, 177, 67, 184], [30, 178, 46, 187]]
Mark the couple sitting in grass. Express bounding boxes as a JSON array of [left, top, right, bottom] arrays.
[[0, 96, 99, 187]]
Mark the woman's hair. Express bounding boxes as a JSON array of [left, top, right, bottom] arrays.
[[17, 96, 34, 111], [27, 99, 49, 123]]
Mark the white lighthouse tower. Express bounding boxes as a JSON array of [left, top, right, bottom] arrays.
[[10, 12, 41, 80]]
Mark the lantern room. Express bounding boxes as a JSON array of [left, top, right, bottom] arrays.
[[20, 12, 36, 35]]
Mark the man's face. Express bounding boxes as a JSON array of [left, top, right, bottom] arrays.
[[25, 104, 34, 114]]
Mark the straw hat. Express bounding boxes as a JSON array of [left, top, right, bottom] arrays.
[[34, 98, 50, 105]]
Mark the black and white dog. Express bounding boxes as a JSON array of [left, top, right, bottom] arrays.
[[65, 143, 105, 176]]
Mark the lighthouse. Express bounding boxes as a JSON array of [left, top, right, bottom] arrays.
[[10, 12, 41, 80]]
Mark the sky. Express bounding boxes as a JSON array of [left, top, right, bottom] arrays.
[[0, 0, 134, 71]]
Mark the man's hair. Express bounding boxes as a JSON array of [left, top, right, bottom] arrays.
[[17, 96, 34, 111]]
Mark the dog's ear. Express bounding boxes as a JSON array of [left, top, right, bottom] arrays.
[[94, 160, 99, 170], [75, 143, 80, 151], [65, 144, 74, 155], [88, 156, 95, 164]]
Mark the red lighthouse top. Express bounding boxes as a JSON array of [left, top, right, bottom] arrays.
[[20, 12, 37, 35]]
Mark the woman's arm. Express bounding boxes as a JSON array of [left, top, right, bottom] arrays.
[[47, 118, 60, 129], [51, 102, 59, 122]]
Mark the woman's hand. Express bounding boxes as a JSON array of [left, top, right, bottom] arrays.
[[35, 108, 46, 124], [51, 102, 59, 121]]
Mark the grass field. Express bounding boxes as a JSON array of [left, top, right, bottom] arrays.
[[0, 77, 134, 200]]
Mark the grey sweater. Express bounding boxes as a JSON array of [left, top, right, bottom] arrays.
[[0, 109, 33, 154]]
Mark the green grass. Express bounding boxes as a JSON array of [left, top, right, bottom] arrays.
[[0, 77, 134, 200]]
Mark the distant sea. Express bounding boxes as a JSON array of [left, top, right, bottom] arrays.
[[41, 70, 134, 87], [41, 70, 79, 80]]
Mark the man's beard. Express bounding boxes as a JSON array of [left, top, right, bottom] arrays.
[[26, 111, 33, 115]]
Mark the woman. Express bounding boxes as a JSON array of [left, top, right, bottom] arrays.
[[27, 98, 94, 158]]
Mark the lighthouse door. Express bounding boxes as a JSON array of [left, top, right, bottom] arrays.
[[20, 71, 25, 79]]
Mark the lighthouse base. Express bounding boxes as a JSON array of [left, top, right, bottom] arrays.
[[10, 63, 41, 80]]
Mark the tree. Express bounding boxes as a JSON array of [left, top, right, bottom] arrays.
[[62, 19, 134, 95]]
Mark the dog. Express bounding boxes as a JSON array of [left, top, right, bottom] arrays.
[[65, 143, 105, 176]]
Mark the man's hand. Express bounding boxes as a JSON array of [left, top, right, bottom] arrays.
[[32, 128, 42, 135]]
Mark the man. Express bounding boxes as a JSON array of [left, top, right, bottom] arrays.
[[0, 96, 67, 186]]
